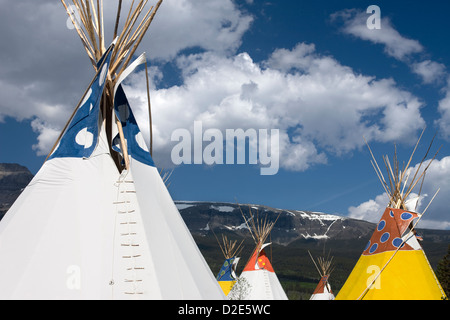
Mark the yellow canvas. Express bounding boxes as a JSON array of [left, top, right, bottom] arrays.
[[218, 280, 237, 296], [336, 208, 447, 300]]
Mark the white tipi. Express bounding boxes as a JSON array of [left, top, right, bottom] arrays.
[[229, 206, 288, 300], [0, 0, 224, 300], [308, 251, 335, 300]]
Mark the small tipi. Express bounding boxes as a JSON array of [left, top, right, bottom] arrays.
[[336, 133, 447, 300], [215, 234, 244, 296], [308, 250, 335, 300], [229, 206, 288, 300], [0, 0, 224, 300]]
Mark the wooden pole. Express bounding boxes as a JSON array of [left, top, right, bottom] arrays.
[[115, 0, 162, 80], [113, 0, 123, 40], [144, 60, 153, 157], [115, 117, 130, 170]]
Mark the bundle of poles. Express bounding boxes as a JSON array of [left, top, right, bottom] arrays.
[[364, 128, 441, 212], [215, 234, 244, 260], [50, 0, 163, 169], [308, 250, 334, 279]]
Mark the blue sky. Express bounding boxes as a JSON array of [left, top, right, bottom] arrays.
[[0, 0, 449, 229]]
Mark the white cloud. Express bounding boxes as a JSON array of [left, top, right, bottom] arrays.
[[415, 157, 450, 219], [332, 9, 449, 85], [0, 0, 253, 151], [436, 77, 450, 140], [30, 119, 60, 157], [0, 2, 436, 175], [331, 9, 423, 61], [348, 193, 389, 223], [122, 43, 425, 171], [332, 8, 450, 145], [145, 0, 253, 60], [348, 156, 450, 229], [411, 60, 447, 84]]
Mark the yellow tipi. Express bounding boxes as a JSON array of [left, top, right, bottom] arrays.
[[337, 133, 447, 300]]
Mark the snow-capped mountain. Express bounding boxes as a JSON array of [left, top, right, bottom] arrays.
[[175, 201, 376, 245]]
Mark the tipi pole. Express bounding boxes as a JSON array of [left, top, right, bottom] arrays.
[[144, 60, 153, 157], [115, 117, 130, 170], [308, 251, 323, 278], [115, 0, 162, 80], [113, 0, 123, 40]]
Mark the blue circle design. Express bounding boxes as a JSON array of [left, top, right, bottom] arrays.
[[369, 243, 378, 254], [392, 238, 403, 248], [377, 220, 386, 231], [380, 232, 390, 243], [364, 241, 371, 251], [401, 212, 413, 221], [389, 210, 395, 218]]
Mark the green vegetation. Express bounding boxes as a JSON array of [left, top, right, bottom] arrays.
[[435, 245, 450, 298]]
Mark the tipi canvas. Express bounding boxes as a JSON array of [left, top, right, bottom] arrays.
[[215, 234, 243, 296], [229, 207, 288, 300], [0, 0, 224, 300], [336, 134, 447, 300], [309, 251, 335, 300]]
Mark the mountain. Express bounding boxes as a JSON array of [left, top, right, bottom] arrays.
[[0, 163, 33, 220], [175, 201, 376, 244], [175, 200, 450, 246]]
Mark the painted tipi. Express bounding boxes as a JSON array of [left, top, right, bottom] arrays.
[[215, 234, 244, 296], [229, 206, 288, 300], [336, 134, 447, 300], [0, 0, 224, 300], [308, 251, 335, 300]]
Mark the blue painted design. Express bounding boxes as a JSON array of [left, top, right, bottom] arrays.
[[377, 220, 386, 231], [401, 212, 413, 221], [113, 85, 155, 167], [369, 243, 378, 254], [49, 48, 113, 160], [392, 238, 403, 248], [216, 257, 236, 281], [364, 241, 371, 251], [380, 232, 390, 243]]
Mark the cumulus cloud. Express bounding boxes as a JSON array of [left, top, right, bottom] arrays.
[[144, 0, 253, 60], [0, 1, 431, 169], [0, 1, 89, 123], [348, 193, 389, 223], [121, 43, 425, 171], [0, 0, 253, 150], [30, 119, 60, 157], [348, 156, 450, 229]]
